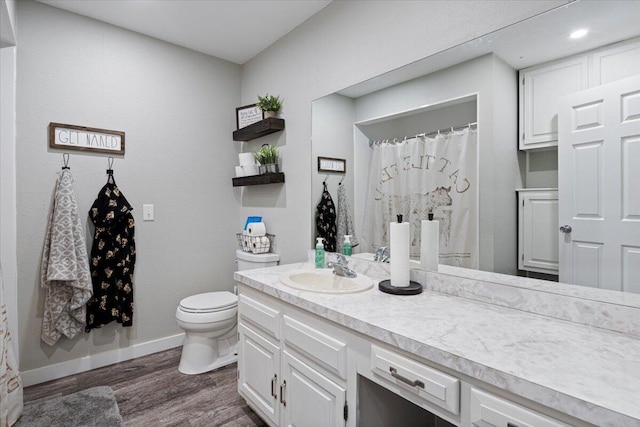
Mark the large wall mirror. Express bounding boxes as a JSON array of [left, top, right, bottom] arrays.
[[311, 1, 640, 294]]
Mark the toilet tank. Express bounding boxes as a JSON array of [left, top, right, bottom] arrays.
[[236, 249, 279, 271]]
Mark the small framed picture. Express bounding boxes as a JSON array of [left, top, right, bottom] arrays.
[[318, 156, 346, 173], [236, 104, 264, 129]]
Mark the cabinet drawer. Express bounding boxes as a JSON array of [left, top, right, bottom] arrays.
[[283, 314, 347, 380], [239, 293, 280, 340], [470, 388, 568, 427], [371, 345, 460, 415]]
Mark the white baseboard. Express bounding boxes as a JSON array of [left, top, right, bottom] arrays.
[[21, 333, 185, 387]]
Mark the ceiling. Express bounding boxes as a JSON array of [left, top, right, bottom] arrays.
[[338, 0, 640, 98], [37, 0, 332, 64]]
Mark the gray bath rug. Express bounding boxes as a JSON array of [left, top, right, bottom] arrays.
[[15, 386, 123, 427]]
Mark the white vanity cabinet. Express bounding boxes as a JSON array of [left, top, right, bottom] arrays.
[[519, 37, 640, 150], [236, 280, 598, 427], [237, 290, 349, 427], [517, 189, 558, 275]]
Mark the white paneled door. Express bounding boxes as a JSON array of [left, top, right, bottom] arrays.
[[558, 75, 640, 292]]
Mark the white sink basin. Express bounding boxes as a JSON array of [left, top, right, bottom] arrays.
[[280, 269, 374, 294]]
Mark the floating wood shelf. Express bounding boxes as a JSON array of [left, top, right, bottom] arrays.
[[232, 172, 285, 187], [233, 118, 285, 142]]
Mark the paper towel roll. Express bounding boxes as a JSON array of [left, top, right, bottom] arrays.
[[239, 152, 256, 166], [247, 222, 266, 236], [390, 221, 410, 287], [420, 219, 439, 272]]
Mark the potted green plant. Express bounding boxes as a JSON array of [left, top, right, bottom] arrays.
[[257, 94, 282, 118], [253, 144, 279, 174]]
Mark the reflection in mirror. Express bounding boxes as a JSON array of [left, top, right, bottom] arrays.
[[358, 96, 479, 270], [311, 0, 640, 293]]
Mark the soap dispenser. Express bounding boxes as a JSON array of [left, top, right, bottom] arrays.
[[315, 237, 325, 268], [342, 235, 352, 256]]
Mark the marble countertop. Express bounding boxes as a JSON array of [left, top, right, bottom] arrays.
[[234, 262, 640, 427]]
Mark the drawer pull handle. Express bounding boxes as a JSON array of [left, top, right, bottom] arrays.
[[271, 374, 278, 399], [389, 367, 425, 388], [280, 380, 287, 407]]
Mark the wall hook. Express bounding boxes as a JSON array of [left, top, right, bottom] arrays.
[[107, 157, 114, 175], [106, 157, 116, 184], [62, 153, 70, 170]]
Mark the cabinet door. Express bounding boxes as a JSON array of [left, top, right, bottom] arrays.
[[281, 350, 346, 427], [590, 38, 640, 87], [518, 190, 559, 274], [238, 323, 281, 427], [520, 56, 588, 150]]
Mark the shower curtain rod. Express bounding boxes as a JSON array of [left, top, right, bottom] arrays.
[[368, 121, 477, 147]]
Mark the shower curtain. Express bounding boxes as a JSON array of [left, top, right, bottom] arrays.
[[0, 267, 23, 426], [361, 128, 478, 268]]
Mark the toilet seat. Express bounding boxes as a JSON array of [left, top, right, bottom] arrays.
[[179, 291, 237, 313]]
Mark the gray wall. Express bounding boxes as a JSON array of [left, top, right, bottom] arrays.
[[525, 150, 558, 188], [239, 0, 566, 269], [15, 1, 241, 372]]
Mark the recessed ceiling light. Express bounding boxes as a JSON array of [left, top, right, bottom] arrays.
[[570, 29, 589, 39]]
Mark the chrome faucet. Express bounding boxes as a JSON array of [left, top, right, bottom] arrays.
[[374, 246, 390, 263], [327, 254, 357, 278]]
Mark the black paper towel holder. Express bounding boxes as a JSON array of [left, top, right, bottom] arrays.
[[378, 280, 422, 295]]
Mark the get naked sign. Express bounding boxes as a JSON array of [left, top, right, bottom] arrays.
[[49, 122, 125, 155]]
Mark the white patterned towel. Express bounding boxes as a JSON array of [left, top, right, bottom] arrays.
[[337, 183, 359, 247], [41, 169, 92, 346]]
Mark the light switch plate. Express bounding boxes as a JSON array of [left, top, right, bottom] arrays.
[[142, 204, 154, 221]]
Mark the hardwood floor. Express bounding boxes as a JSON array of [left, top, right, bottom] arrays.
[[23, 347, 267, 427]]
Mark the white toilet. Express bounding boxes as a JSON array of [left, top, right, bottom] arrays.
[[175, 249, 279, 375]]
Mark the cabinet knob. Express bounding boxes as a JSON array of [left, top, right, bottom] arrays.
[[559, 225, 572, 234]]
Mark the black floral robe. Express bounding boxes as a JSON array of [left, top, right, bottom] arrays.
[[85, 181, 136, 331], [316, 183, 337, 252]]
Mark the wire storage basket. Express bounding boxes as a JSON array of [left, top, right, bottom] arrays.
[[237, 233, 275, 254]]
